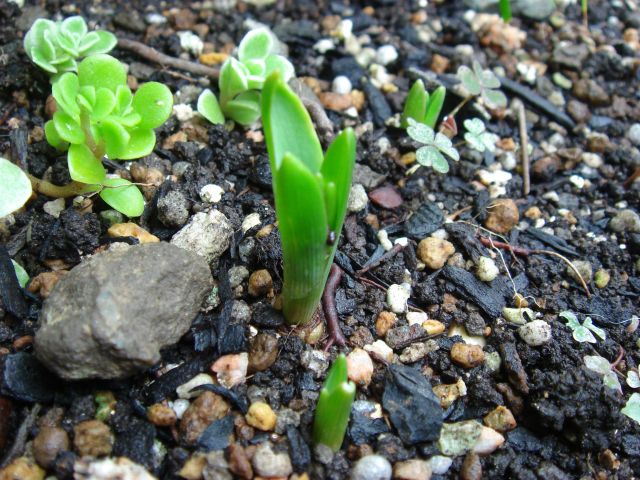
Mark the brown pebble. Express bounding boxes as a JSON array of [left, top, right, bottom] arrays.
[[199, 52, 228, 66], [598, 449, 620, 470], [430, 53, 450, 74], [417, 237, 455, 270], [147, 403, 177, 427], [461, 452, 482, 480], [107, 223, 159, 244], [0, 457, 45, 480], [483, 406, 517, 433], [179, 391, 229, 445], [484, 199, 519, 234], [45, 95, 57, 118], [12, 336, 33, 351], [369, 185, 403, 209], [169, 8, 197, 30], [319, 91, 353, 111], [73, 420, 113, 457], [27, 271, 68, 299], [451, 343, 485, 369], [350, 90, 365, 111], [375, 311, 397, 337], [523, 207, 542, 220], [393, 458, 432, 480], [33, 427, 69, 469], [248, 269, 273, 297], [228, 443, 253, 479], [531, 156, 561, 181], [573, 78, 610, 106], [178, 454, 207, 480], [248, 333, 279, 373]]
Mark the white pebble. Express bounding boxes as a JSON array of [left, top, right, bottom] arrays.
[[476, 256, 499, 282], [145, 13, 167, 25], [377, 230, 393, 251], [170, 399, 190, 419], [241, 212, 261, 233], [375, 45, 398, 66], [346, 348, 374, 387], [211, 352, 248, 388], [176, 373, 214, 399], [348, 184, 368, 213], [364, 340, 394, 363], [582, 152, 603, 168], [569, 175, 585, 189], [332, 75, 352, 95], [406, 311, 428, 326], [518, 320, 552, 346], [314, 38, 335, 54], [429, 456, 453, 475], [628, 123, 640, 146], [387, 283, 411, 313], [43, 198, 65, 219], [177, 31, 204, 56], [173, 103, 195, 122], [199, 184, 224, 203], [351, 455, 392, 480], [473, 426, 505, 455]]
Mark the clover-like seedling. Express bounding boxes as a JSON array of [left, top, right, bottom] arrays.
[[457, 61, 507, 109], [463, 118, 499, 153], [197, 27, 294, 126], [622, 393, 640, 424], [561, 311, 606, 344], [262, 72, 355, 326], [24, 16, 116, 76], [45, 54, 173, 216], [313, 354, 356, 452], [406, 118, 460, 174], [400, 80, 446, 129], [0, 157, 32, 218], [584, 355, 621, 393], [627, 370, 640, 389]]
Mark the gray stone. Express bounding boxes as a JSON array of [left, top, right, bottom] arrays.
[[628, 124, 640, 146], [252, 442, 293, 477], [353, 163, 385, 189], [551, 42, 590, 70], [518, 320, 552, 346], [351, 455, 392, 480], [171, 209, 233, 263], [34, 243, 212, 380], [158, 190, 190, 228], [609, 209, 640, 233]]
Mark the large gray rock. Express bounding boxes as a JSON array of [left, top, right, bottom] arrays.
[[34, 243, 212, 380]]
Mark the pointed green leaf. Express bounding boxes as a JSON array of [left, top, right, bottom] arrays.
[[44, 120, 68, 150], [225, 91, 261, 125], [61, 16, 87, 39], [457, 65, 481, 95], [52, 72, 80, 117], [118, 128, 156, 160], [53, 110, 85, 144], [406, 118, 435, 145], [264, 54, 295, 82], [68, 143, 105, 184], [238, 28, 273, 62], [197, 89, 225, 125], [400, 80, 428, 128], [321, 128, 356, 233], [99, 177, 145, 217], [262, 72, 322, 172], [131, 82, 173, 129], [78, 54, 126, 91], [219, 58, 249, 104], [244, 58, 266, 77], [0, 158, 32, 218], [424, 85, 446, 129], [80, 31, 117, 56], [483, 89, 508, 108], [98, 118, 130, 159], [11, 260, 29, 289]]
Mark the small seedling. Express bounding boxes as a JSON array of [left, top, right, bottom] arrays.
[[622, 393, 640, 423], [457, 61, 507, 109], [197, 27, 294, 126], [24, 16, 116, 76], [561, 311, 606, 344], [262, 72, 355, 325], [400, 80, 446, 129], [312, 354, 356, 452], [11, 260, 29, 288], [43, 54, 173, 216], [463, 118, 499, 153], [584, 355, 621, 393], [406, 118, 460, 174], [627, 370, 640, 389], [0, 157, 32, 218], [499, 0, 512, 22]]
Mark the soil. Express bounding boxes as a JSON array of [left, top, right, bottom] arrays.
[[1, 0, 640, 479]]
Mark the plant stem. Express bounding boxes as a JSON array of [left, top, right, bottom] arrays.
[[28, 174, 93, 198], [80, 110, 105, 159], [447, 96, 473, 122]]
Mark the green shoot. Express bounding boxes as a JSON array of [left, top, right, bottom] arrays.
[[584, 355, 621, 393], [582, 0, 589, 26], [561, 311, 606, 344], [11, 260, 30, 288], [457, 61, 507, 109], [312, 354, 356, 452], [262, 73, 356, 325], [406, 118, 459, 174], [24, 16, 116, 76], [498, 0, 512, 22], [197, 28, 295, 126], [463, 118, 499, 153], [0, 158, 32, 218], [400, 80, 446, 129]]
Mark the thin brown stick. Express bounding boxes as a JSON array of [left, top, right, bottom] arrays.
[[117, 38, 220, 80], [322, 264, 347, 351], [518, 102, 530, 196]]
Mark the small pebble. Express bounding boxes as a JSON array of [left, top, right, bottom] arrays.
[[392, 459, 431, 480], [429, 456, 452, 475], [241, 212, 261, 233], [377, 230, 394, 251], [33, 426, 69, 468], [376, 311, 397, 337], [332, 75, 353, 94], [211, 353, 248, 388], [387, 284, 411, 313], [375, 45, 398, 65], [423, 320, 445, 335], [73, 420, 113, 457], [473, 426, 505, 455], [0, 458, 45, 480], [346, 348, 374, 387], [417, 237, 455, 269], [406, 311, 428, 326], [200, 184, 224, 203], [609, 209, 640, 233], [461, 452, 482, 480], [179, 391, 229, 445], [351, 454, 392, 480], [369, 186, 403, 209], [252, 442, 293, 477], [171, 399, 190, 419], [582, 152, 603, 168], [567, 260, 592, 284], [348, 184, 369, 213], [502, 307, 534, 325], [248, 333, 279, 372], [483, 406, 517, 433], [628, 123, 640, 146], [518, 320, 552, 346], [476, 256, 499, 282], [176, 373, 214, 399], [484, 199, 519, 234], [108, 223, 159, 244], [178, 31, 204, 56], [433, 378, 467, 408], [245, 402, 277, 431], [594, 269, 610, 289], [364, 340, 394, 362], [43, 198, 65, 218], [248, 269, 273, 297], [451, 343, 484, 369], [147, 404, 177, 427]]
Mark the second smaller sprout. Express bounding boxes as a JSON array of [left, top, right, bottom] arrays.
[[401, 80, 446, 129]]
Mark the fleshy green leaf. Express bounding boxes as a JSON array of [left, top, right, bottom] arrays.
[[78, 54, 126, 91], [61, 16, 88, 39], [99, 177, 145, 217], [56, 30, 80, 58], [197, 89, 225, 125], [406, 118, 435, 144], [423, 85, 446, 129], [622, 393, 640, 423], [53, 111, 85, 144], [44, 120, 68, 150], [80, 31, 117, 56], [24, 19, 55, 58], [264, 55, 295, 82], [114, 85, 133, 114], [68, 143, 105, 184], [244, 58, 266, 77], [560, 311, 579, 325], [225, 91, 261, 125], [131, 82, 173, 129], [219, 58, 249, 104], [30, 49, 58, 74], [0, 158, 32, 218], [52, 72, 80, 117], [78, 85, 96, 110], [238, 28, 273, 62], [118, 128, 156, 160], [11, 260, 29, 289], [321, 128, 356, 233], [400, 80, 428, 128], [457, 65, 481, 95], [261, 72, 322, 172], [98, 118, 130, 159], [77, 31, 99, 55], [92, 87, 116, 119]]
